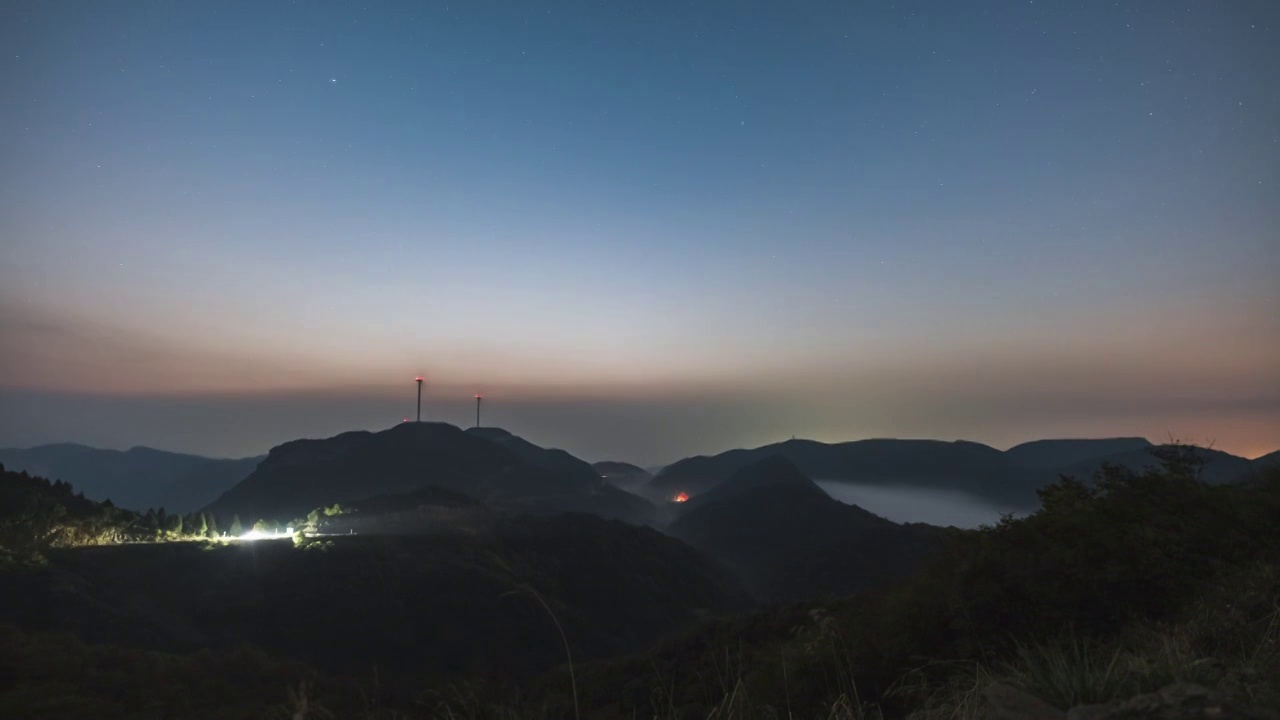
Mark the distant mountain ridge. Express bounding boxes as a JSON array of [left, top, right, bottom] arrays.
[[202, 422, 654, 526], [0, 444, 262, 513], [1004, 438, 1153, 469], [1252, 449, 1280, 468], [1056, 444, 1257, 486], [649, 437, 1269, 508], [650, 437, 1015, 504], [8, 434, 1272, 522]]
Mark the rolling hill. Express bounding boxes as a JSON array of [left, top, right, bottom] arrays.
[[202, 422, 654, 526], [0, 444, 262, 514], [667, 456, 945, 601]]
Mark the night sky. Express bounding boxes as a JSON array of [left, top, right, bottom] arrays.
[[2, 1, 1277, 463]]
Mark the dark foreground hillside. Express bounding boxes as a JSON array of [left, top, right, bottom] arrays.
[[0, 515, 748, 686], [553, 446, 1280, 719]]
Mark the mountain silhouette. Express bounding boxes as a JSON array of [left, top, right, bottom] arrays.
[[650, 438, 1018, 504], [0, 443, 262, 514], [672, 454, 820, 515], [464, 426, 600, 481], [667, 456, 944, 601], [592, 461, 653, 490], [1054, 443, 1258, 485], [1004, 438, 1153, 469], [203, 422, 653, 526], [650, 437, 1262, 508]]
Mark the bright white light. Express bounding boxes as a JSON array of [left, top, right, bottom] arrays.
[[235, 526, 297, 542]]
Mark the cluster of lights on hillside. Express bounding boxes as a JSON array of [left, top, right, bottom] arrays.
[[673, 492, 689, 503]]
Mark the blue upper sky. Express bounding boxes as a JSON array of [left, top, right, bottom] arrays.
[[2, 0, 1277, 462]]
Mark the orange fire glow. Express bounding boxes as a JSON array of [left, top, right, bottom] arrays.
[[673, 492, 689, 503]]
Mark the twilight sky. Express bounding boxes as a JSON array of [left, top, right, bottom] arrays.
[[1, 0, 1277, 463]]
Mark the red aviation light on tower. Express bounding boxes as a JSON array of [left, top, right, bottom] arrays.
[[415, 376, 425, 383]]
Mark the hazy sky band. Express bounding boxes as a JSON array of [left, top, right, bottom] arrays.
[[1, 0, 1277, 461]]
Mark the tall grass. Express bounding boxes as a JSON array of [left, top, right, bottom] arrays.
[[1001, 636, 1130, 708], [888, 662, 995, 720], [342, 558, 1280, 719], [502, 584, 580, 720]]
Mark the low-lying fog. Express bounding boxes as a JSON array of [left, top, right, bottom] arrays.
[[815, 481, 1025, 529]]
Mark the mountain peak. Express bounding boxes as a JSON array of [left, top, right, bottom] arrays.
[[673, 455, 827, 512], [205, 423, 654, 526], [668, 455, 940, 601], [383, 421, 466, 437]]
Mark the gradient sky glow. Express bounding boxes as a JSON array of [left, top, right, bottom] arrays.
[[2, 0, 1278, 462]]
